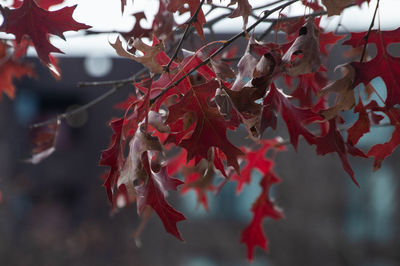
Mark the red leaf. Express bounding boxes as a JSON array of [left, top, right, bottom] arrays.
[[315, 119, 359, 186], [0, 0, 91, 71], [137, 152, 186, 241], [241, 171, 283, 261], [231, 139, 279, 194], [367, 126, 400, 171], [347, 97, 370, 145], [301, 0, 323, 11], [99, 118, 125, 203], [263, 84, 322, 149], [26, 118, 60, 164], [152, 0, 174, 40], [0, 41, 35, 100], [166, 80, 244, 172], [290, 72, 328, 107], [213, 147, 228, 178], [167, 0, 206, 39], [363, 102, 400, 170], [345, 28, 400, 108], [319, 31, 344, 56]]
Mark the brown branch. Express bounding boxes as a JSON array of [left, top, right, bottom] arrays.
[[150, 0, 300, 105], [360, 0, 380, 63], [68, 0, 314, 115]]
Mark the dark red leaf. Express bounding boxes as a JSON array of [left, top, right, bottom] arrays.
[[137, 152, 186, 240], [99, 118, 125, 203], [0, 41, 35, 99], [367, 126, 400, 171], [345, 28, 400, 108], [241, 171, 283, 261], [166, 80, 244, 172], [231, 139, 277, 194], [263, 84, 322, 149], [347, 97, 370, 145], [167, 0, 206, 39], [0, 0, 90, 73], [315, 119, 359, 186]]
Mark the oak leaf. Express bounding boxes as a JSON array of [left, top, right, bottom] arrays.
[[347, 97, 370, 145], [364, 101, 400, 170], [136, 145, 186, 241], [166, 80, 244, 172], [110, 36, 164, 74], [167, 0, 206, 39], [282, 18, 321, 76], [231, 138, 283, 194], [0, 41, 35, 100], [0, 0, 90, 72], [318, 64, 356, 120], [263, 84, 322, 149], [345, 28, 400, 108], [241, 170, 283, 261], [315, 119, 360, 186]]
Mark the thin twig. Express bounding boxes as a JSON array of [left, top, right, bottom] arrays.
[[30, 83, 126, 128], [77, 77, 134, 88], [77, 68, 148, 88], [150, 0, 299, 105], [165, 0, 206, 71], [360, 0, 380, 63]]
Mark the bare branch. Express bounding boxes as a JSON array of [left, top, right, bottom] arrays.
[[360, 0, 380, 63], [30, 83, 127, 129]]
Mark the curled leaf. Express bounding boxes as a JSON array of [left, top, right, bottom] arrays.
[[26, 119, 60, 164], [318, 64, 356, 120], [148, 110, 170, 133], [282, 18, 321, 76], [210, 59, 236, 80], [118, 125, 164, 198], [110, 36, 163, 74]]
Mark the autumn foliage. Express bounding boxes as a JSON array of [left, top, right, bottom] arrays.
[[1, 0, 399, 261]]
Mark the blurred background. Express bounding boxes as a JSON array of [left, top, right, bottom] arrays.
[[1, 0, 400, 266]]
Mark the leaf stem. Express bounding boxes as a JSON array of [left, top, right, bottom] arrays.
[[150, 0, 299, 105]]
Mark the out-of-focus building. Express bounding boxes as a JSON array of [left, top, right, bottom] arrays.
[[0, 33, 399, 266]]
